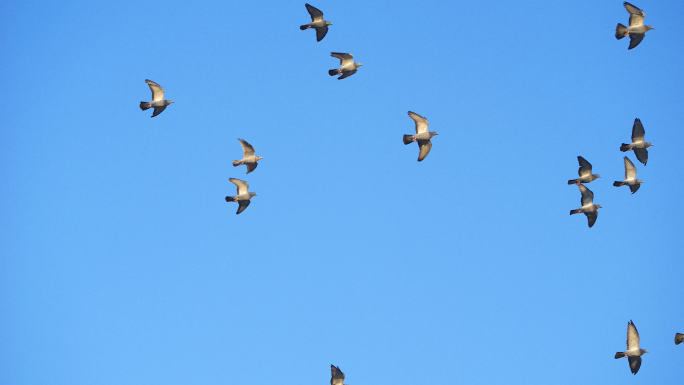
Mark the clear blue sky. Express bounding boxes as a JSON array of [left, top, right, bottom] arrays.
[[2, 1, 683, 383]]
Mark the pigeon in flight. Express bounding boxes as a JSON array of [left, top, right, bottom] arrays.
[[330, 365, 347, 385], [620, 118, 653, 165], [300, 4, 332, 42], [329, 52, 363, 80], [613, 157, 643, 194], [403, 111, 438, 162], [225, 178, 257, 215], [568, 156, 600, 185], [616, 2, 654, 50], [676, 333, 684, 345], [569, 184, 601, 228], [232, 139, 263, 174], [615, 320, 648, 375], [140, 79, 174, 118]]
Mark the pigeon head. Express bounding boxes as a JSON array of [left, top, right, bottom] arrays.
[[593, 174, 601, 180], [637, 179, 644, 184], [645, 142, 653, 148], [641, 349, 649, 354], [595, 205, 602, 209], [256, 156, 263, 161], [430, 132, 439, 138], [250, 192, 257, 198], [326, 21, 333, 26], [166, 100, 174, 105]]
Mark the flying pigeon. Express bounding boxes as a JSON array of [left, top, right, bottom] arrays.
[[232, 139, 263, 174], [568, 156, 601, 185], [620, 118, 653, 165], [676, 333, 684, 345], [613, 156, 643, 194], [225, 178, 257, 215], [569, 183, 601, 228], [329, 52, 363, 80], [139, 79, 174, 118], [300, 4, 332, 42], [616, 2, 654, 50], [403, 111, 438, 162], [615, 320, 648, 375], [330, 365, 346, 385]]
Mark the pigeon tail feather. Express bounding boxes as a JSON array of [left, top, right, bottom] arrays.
[[225, 196, 235, 202], [568, 179, 579, 185], [616, 23, 628, 39], [328, 69, 339, 76], [620, 143, 631, 152], [300, 24, 309, 30], [232, 160, 242, 167], [140, 102, 151, 111], [615, 352, 625, 359], [403, 135, 415, 145], [613, 181, 623, 187], [570, 209, 581, 215]]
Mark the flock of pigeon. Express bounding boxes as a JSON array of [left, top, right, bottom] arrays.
[[137, 2, 680, 378]]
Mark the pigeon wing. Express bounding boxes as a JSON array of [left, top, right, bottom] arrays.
[[675, 333, 684, 345], [245, 162, 258, 174], [238, 139, 256, 157], [315, 26, 329, 42], [417, 140, 432, 162], [337, 69, 357, 80], [627, 320, 640, 350], [628, 356, 642, 375], [631, 118, 645, 142], [627, 33, 645, 49], [330, 365, 345, 385], [577, 156, 593, 177], [408, 111, 429, 134], [305, 3, 324, 22], [585, 211, 598, 228], [579, 184, 594, 207], [229, 178, 250, 195], [146, 79, 165, 101], [624, 157, 637, 179], [633, 148, 648, 165], [236, 200, 251, 215], [331, 52, 354, 66], [151, 105, 167, 117], [624, 2, 645, 27]]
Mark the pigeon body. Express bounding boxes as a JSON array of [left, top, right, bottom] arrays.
[[615, 320, 648, 375], [616, 2, 653, 49], [676, 333, 684, 345], [620, 118, 653, 165], [225, 178, 257, 215], [330, 365, 346, 385], [140, 79, 173, 117], [329, 52, 363, 80], [403, 111, 438, 162], [232, 139, 262, 174], [569, 183, 601, 228], [568, 156, 600, 185], [613, 156, 643, 194], [300, 4, 332, 42]]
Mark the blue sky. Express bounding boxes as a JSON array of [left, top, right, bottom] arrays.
[[2, 0, 683, 383]]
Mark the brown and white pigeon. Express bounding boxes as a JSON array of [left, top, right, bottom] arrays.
[[329, 53, 363, 80], [613, 156, 643, 194], [615, 320, 648, 375], [139, 79, 173, 118], [676, 333, 684, 345], [232, 139, 262, 174], [620, 118, 653, 165], [330, 365, 347, 385], [403, 111, 438, 162], [225, 178, 257, 215], [300, 4, 332, 42], [568, 156, 601, 185], [569, 183, 601, 228], [616, 2, 654, 50]]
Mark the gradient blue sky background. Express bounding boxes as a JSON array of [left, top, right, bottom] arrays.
[[2, 1, 683, 383]]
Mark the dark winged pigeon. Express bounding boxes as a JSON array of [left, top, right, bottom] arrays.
[[620, 118, 653, 165], [676, 333, 684, 345], [569, 183, 601, 228], [140, 79, 173, 118], [300, 4, 332, 42], [225, 178, 257, 215], [232, 139, 262, 174], [330, 365, 347, 385], [568, 156, 601, 185], [615, 320, 648, 375], [616, 2, 654, 50], [329, 53, 363, 80], [403, 111, 438, 162], [613, 156, 643, 194]]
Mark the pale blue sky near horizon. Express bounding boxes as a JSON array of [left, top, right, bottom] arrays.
[[1, 1, 683, 384]]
